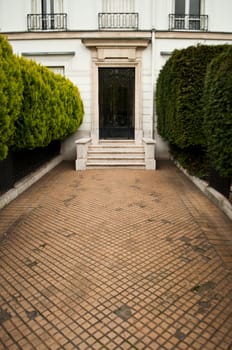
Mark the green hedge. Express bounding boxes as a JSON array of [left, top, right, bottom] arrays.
[[0, 35, 23, 160], [14, 58, 84, 150], [156, 44, 227, 149], [156, 57, 174, 144], [203, 46, 232, 178], [156, 44, 229, 177], [0, 34, 84, 159]]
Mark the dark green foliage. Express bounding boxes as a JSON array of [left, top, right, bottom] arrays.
[[170, 145, 209, 179], [14, 58, 52, 149], [0, 34, 84, 159], [156, 57, 175, 143], [0, 35, 23, 159], [156, 44, 229, 177], [156, 44, 227, 149], [203, 46, 232, 177], [14, 58, 84, 150]]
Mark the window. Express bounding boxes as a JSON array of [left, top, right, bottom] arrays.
[[47, 66, 65, 76], [29, 0, 66, 31], [31, 0, 63, 14], [173, 0, 202, 30], [99, 0, 138, 30]]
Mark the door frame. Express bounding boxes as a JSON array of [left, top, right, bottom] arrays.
[[94, 60, 140, 143], [82, 37, 150, 144]]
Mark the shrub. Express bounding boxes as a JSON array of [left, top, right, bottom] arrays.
[[0, 34, 84, 158], [14, 57, 84, 150], [156, 44, 228, 176], [14, 58, 51, 149], [156, 44, 227, 149], [203, 46, 232, 178], [52, 75, 84, 139], [156, 57, 175, 143], [0, 35, 23, 160]]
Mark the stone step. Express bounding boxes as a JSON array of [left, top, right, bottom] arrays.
[[88, 145, 144, 152], [75, 138, 156, 170], [87, 156, 144, 164], [99, 139, 135, 143], [86, 141, 146, 169], [88, 149, 144, 154], [87, 153, 145, 159], [86, 162, 146, 169]]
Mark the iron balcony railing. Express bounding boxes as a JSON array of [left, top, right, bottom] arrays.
[[99, 12, 139, 30], [27, 13, 67, 31], [169, 14, 208, 31]]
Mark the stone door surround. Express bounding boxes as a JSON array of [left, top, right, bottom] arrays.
[[82, 36, 150, 144]]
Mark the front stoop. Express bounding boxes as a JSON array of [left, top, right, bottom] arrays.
[[75, 139, 156, 170], [87, 140, 145, 169]]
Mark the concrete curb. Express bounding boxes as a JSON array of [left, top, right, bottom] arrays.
[[175, 161, 232, 221], [0, 155, 63, 210]]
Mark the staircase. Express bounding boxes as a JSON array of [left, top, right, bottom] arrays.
[[86, 140, 146, 169]]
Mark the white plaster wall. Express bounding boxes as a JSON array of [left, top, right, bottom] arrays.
[[153, 0, 171, 30], [0, 0, 30, 32], [136, 0, 152, 30], [67, 0, 99, 30], [205, 0, 232, 32]]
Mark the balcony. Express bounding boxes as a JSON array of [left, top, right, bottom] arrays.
[[169, 14, 208, 31], [27, 13, 67, 31], [99, 13, 139, 30]]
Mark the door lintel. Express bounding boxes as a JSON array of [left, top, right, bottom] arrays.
[[82, 38, 150, 62], [82, 38, 150, 48]]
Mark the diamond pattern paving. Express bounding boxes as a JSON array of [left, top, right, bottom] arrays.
[[0, 161, 231, 350]]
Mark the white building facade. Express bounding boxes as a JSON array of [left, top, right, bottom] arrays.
[[1, 0, 232, 166]]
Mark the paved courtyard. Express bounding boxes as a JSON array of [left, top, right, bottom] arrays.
[[0, 161, 231, 350]]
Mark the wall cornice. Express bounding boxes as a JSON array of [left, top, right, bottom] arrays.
[[3, 30, 232, 42], [2, 31, 151, 41], [1, 30, 232, 40], [155, 31, 232, 41]]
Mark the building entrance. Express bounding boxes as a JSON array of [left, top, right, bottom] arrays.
[[99, 68, 135, 139]]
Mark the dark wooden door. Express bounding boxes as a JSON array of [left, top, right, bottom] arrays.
[[99, 68, 135, 139]]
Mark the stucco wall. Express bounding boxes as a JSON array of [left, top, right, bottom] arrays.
[[206, 0, 232, 32], [0, 0, 30, 32]]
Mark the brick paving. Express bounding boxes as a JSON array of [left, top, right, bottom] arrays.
[[0, 160, 231, 350]]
